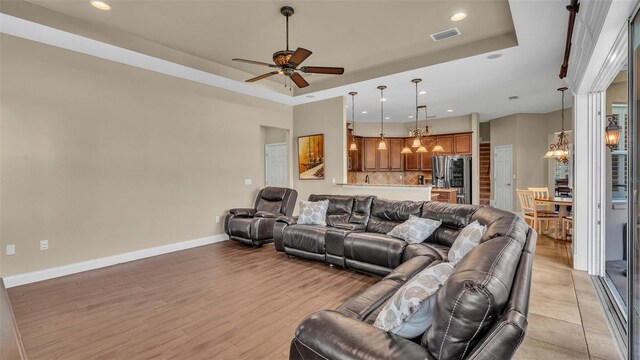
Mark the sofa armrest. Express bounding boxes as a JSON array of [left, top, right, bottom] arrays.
[[274, 216, 298, 252], [333, 223, 366, 231], [291, 310, 431, 360], [276, 216, 298, 225], [229, 208, 256, 217], [255, 211, 279, 218]]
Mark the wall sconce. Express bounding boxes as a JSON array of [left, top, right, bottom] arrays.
[[605, 114, 622, 150]]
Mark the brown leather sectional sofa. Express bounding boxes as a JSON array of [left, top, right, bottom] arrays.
[[273, 194, 536, 360]]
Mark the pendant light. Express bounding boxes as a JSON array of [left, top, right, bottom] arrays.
[[605, 114, 622, 150], [348, 92, 358, 151], [544, 87, 570, 163], [377, 85, 387, 150], [432, 141, 445, 153]]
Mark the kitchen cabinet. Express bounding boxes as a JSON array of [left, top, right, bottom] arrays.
[[436, 135, 453, 154], [363, 138, 378, 171], [432, 189, 458, 203], [404, 139, 419, 171], [453, 133, 472, 154], [389, 139, 404, 171], [419, 146, 433, 171], [347, 137, 363, 171], [363, 138, 403, 171]]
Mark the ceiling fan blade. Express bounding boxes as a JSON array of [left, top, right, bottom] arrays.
[[232, 58, 277, 67], [300, 66, 345, 75], [246, 71, 280, 82], [287, 47, 312, 66], [290, 72, 309, 88]]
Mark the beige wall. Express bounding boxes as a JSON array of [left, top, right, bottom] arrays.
[[489, 109, 574, 212], [0, 35, 293, 276]]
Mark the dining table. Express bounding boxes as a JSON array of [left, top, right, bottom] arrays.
[[534, 196, 573, 239]]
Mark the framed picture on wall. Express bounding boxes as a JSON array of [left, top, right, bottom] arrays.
[[297, 134, 325, 180]]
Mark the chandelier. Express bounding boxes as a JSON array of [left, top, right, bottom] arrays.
[[544, 87, 570, 164], [402, 79, 433, 154]]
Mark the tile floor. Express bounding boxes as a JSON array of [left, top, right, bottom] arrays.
[[514, 235, 621, 360]]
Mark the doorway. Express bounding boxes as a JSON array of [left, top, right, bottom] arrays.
[[493, 145, 513, 211], [265, 143, 288, 187]]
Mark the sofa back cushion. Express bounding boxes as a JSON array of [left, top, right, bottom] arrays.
[[349, 195, 376, 225], [422, 215, 529, 360], [366, 198, 423, 234], [255, 187, 289, 214], [422, 202, 482, 247], [308, 195, 354, 227]]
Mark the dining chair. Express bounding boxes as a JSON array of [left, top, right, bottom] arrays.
[[528, 186, 553, 230], [517, 189, 558, 233], [562, 215, 573, 241]]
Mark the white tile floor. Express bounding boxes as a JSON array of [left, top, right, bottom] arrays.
[[514, 235, 621, 360]]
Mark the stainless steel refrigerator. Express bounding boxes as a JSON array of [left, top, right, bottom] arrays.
[[432, 155, 472, 204]]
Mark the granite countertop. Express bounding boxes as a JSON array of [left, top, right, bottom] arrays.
[[338, 183, 432, 188], [431, 188, 458, 192]]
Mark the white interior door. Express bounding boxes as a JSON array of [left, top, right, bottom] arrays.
[[265, 143, 288, 187], [493, 145, 513, 211]]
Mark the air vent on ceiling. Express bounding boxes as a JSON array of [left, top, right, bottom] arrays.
[[430, 28, 461, 42], [508, 96, 519, 100]]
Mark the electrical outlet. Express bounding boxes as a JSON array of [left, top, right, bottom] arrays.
[[332, 178, 336, 184], [215, 216, 220, 223], [244, 178, 252, 185], [6, 244, 15, 256], [40, 240, 49, 251]]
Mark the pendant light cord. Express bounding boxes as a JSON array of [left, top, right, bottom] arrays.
[[380, 87, 384, 137], [561, 89, 565, 131], [415, 82, 419, 131]]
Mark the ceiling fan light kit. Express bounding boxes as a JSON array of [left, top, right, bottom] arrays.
[[232, 6, 345, 89]]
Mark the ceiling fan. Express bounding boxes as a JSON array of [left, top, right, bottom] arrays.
[[232, 6, 345, 89]]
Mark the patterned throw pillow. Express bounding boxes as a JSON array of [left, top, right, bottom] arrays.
[[373, 262, 455, 338], [297, 200, 329, 226], [448, 220, 487, 265], [387, 215, 442, 244]]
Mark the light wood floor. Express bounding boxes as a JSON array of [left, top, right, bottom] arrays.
[[8, 242, 379, 359], [8, 236, 619, 360]]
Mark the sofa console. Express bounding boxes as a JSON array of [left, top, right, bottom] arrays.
[[274, 194, 536, 360]]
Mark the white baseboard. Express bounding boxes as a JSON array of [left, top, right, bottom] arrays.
[[3, 234, 229, 288]]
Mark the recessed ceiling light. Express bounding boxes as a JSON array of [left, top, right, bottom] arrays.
[[362, 111, 368, 114], [385, 117, 390, 120], [450, 12, 467, 22], [487, 53, 503, 60], [419, 90, 427, 95], [447, 109, 454, 112], [408, 116, 414, 119], [90, 0, 111, 10], [380, 98, 387, 102]]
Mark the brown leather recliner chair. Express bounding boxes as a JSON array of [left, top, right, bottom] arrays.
[[225, 187, 297, 246]]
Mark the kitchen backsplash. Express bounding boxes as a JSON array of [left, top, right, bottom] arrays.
[[348, 171, 433, 185]]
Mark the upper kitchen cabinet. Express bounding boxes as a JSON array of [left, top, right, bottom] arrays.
[[404, 139, 419, 171], [453, 133, 472, 154], [389, 139, 404, 171], [362, 138, 403, 171], [436, 135, 453, 154], [347, 137, 363, 172], [363, 138, 378, 171]]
